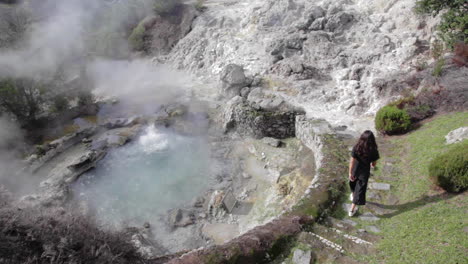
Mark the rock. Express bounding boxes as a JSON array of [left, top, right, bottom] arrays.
[[102, 117, 140, 129], [81, 138, 92, 144], [240, 87, 251, 98], [222, 95, 303, 139], [67, 150, 104, 172], [208, 190, 226, 217], [369, 182, 391, 191], [220, 64, 248, 98], [342, 219, 357, 227], [445, 127, 468, 144], [242, 173, 252, 179], [166, 216, 312, 264], [292, 248, 312, 264], [192, 196, 205, 208], [146, 4, 197, 55], [168, 209, 195, 228], [222, 96, 244, 132], [324, 11, 354, 32], [262, 137, 281, 147], [366, 225, 381, 233]]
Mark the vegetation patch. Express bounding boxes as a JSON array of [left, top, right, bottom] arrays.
[[429, 141, 468, 193], [128, 19, 148, 51], [415, 0, 468, 48], [375, 105, 411, 135], [153, 0, 181, 16], [0, 202, 143, 264]]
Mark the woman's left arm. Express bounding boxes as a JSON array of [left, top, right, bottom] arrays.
[[349, 157, 357, 181]]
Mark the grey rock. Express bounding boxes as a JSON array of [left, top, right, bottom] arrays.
[[342, 219, 358, 227], [240, 87, 251, 98], [445, 127, 468, 144], [292, 248, 312, 264], [262, 137, 281, 147], [103, 116, 140, 129], [67, 150, 105, 172], [168, 209, 195, 228], [192, 196, 205, 208], [366, 225, 381, 233], [146, 4, 197, 55], [220, 64, 248, 98], [325, 12, 354, 32], [359, 212, 380, 221]]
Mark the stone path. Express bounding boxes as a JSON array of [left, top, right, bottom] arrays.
[[286, 163, 397, 263]]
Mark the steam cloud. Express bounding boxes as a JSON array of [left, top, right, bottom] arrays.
[[0, 0, 194, 196]]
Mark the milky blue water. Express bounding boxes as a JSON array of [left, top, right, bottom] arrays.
[[73, 125, 211, 228]]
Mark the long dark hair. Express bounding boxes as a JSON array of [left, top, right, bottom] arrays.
[[354, 130, 378, 159]]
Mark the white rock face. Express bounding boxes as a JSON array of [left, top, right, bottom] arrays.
[[446, 127, 468, 144], [168, 0, 440, 132]]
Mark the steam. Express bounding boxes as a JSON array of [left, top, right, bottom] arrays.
[[0, 116, 33, 196], [0, 0, 196, 198], [0, 0, 152, 79], [88, 58, 190, 106]]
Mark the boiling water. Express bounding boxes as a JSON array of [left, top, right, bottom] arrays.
[[73, 125, 211, 228]]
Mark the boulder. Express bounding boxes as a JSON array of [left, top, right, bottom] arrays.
[[146, 4, 197, 55], [168, 209, 195, 228], [445, 127, 468, 144], [222, 96, 304, 139], [292, 248, 312, 264], [102, 116, 140, 129], [262, 137, 281, 147], [220, 64, 248, 98]]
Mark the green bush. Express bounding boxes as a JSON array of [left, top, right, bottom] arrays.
[[128, 21, 146, 51], [415, 0, 467, 48], [153, 0, 181, 16], [432, 58, 445, 77], [194, 0, 207, 12], [52, 95, 69, 112], [429, 141, 468, 193], [375, 106, 412, 135]]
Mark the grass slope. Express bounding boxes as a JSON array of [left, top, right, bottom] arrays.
[[357, 112, 468, 264]]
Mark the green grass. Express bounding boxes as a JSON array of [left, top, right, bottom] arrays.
[[357, 112, 468, 264], [397, 111, 468, 201]]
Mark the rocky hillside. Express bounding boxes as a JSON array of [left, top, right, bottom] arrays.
[[163, 0, 465, 130]]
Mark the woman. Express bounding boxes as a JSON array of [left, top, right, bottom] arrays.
[[348, 130, 380, 217]]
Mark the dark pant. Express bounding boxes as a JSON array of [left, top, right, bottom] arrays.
[[349, 177, 368, 205]]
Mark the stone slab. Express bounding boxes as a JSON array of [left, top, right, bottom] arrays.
[[359, 212, 380, 221], [369, 182, 391, 191], [366, 225, 381, 233], [222, 190, 238, 213]]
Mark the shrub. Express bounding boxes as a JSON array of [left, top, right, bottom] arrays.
[[77, 91, 94, 106], [128, 21, 146, 51], [153, 0, 181, 16], [0, 78, 43, 125], [194, 0, 207, 12], [432, 58, 445, 77], [375, 106, 411, 135], [0, 204, 143, 263], [52, 95, 69, 112], [429, 141, 468, 193]]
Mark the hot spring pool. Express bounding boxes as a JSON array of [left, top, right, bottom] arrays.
[[73, 125, 211, 228]]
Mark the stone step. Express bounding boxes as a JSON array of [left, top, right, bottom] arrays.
[[307, 225, 374, 254], [358, 212, 380, 221], [369, 182, 391, 191]]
